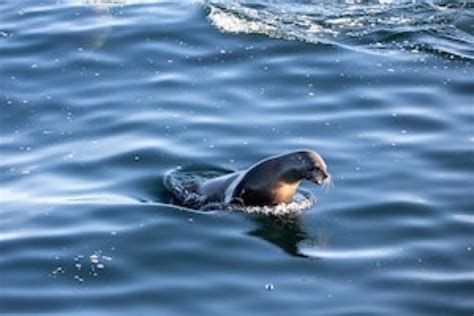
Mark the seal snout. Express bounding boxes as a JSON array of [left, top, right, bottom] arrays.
[[313, 170, 330, 185]]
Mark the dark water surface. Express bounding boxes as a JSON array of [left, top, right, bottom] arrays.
[[1, 0, 473, 315]]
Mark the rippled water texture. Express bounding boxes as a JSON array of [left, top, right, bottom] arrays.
[[1, 0, 473, 315]]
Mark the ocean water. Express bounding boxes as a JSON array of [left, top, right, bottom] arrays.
[[1, 0, 473, 315]]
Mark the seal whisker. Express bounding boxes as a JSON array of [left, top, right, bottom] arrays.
[[322, 174, 333, 193]]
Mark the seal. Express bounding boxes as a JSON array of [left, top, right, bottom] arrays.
[[197, 150, 330, 206]]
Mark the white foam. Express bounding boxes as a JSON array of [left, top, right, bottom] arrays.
[[237, 193, 315, 216], [208, 6, 277, 35]]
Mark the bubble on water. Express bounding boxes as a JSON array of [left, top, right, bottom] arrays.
[[90, 254, 99, 264], [51, 266, 64, 277], [265, 283, 274, 291], [96, 263, 104, 269]]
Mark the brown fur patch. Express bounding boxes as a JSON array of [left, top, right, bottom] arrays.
[[273, 182, 299, 204]]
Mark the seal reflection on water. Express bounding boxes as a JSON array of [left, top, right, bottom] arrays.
[[197, 150, 330, 207]]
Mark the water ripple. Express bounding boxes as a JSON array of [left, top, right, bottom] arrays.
[[1, 1, 473, 315]]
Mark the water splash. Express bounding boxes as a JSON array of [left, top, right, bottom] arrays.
[[207, 0, 474, 58]]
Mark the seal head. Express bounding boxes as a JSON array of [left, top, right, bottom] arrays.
[[224, 150, 330, 206]]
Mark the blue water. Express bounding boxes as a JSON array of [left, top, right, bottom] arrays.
[[1, 0, 473, 315]]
